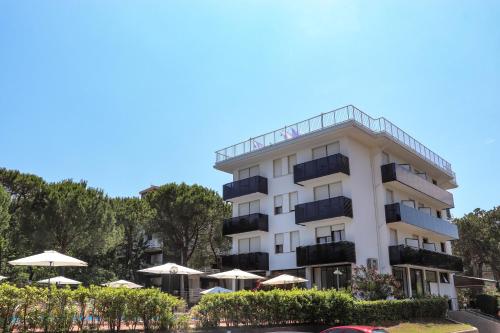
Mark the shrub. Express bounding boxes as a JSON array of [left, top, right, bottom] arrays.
[[0, 284, 185, 332], [352, 266, 402, 300], [192, 288, 448, 328], [476, 294, 499, 318]]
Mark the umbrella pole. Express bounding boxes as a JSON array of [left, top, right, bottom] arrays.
[[45, 262, 53, 333]]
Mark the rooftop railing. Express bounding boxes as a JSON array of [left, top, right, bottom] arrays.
[[215, 105, 454, 177]]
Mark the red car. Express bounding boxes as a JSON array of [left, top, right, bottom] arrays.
[[320, 326, 388, 333]]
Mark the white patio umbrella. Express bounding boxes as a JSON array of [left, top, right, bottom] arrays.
[[138, 263, 203, 275], [208, 269, 264, 291], [103, 279, 143, 289], [208, 269, 264, 280], [200, 286, 232, 295], [37, 276, 81, 286], [8, 250, 88, 267], [261, 274, 308, 286], [0, 275, 7, 281]]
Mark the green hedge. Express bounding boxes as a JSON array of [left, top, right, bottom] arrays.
[[191, 289, 449, 328], [476, 294, 499, 318], [0, 284, 185, 333]]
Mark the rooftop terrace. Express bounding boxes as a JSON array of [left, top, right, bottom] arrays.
[[215, 105, 454, 177]]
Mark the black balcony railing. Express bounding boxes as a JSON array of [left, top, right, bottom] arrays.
[[222, 176, 268, 201], [221, 252, 269, 271], [385, 203, 458, 240], [389, 245, 463, 271], [294, 153, 350, 184], [295, 196, 353, 224], [296, 241, 356, 267], [381, 163, 454, 208], [222, 213, 269, 236]]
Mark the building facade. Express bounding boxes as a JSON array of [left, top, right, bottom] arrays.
[[214, 105, 463, 307]]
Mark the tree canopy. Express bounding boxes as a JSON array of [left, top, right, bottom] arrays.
[[453, 206, 500, 281]]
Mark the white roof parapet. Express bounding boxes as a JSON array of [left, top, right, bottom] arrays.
[[214, 105, 455, 178]]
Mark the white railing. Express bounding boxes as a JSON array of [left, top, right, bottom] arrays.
[[145, 238, 162, 249], [215, 105, 454, 177]]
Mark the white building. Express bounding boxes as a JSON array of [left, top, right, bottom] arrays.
[[214, 105, 462, 308]]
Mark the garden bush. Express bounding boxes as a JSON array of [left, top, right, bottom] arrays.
[[0, 284, 185, 333], [192, 288, 449, 328], [475, 293, 499, 318]]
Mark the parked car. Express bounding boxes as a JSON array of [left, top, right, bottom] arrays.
[[320, 326, 389, 333]]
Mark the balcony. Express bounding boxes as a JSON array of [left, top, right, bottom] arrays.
[[295, 196, 353, 225], [389, 245, 463, 272], [381, 163, 454, 209], [222, 213, 269, 236], [221, 252, 269, 271], [296, 241, 356, 267], [294, 153, 350, 186], [222, 176, 268, 202], [385, 203, 458, 240]]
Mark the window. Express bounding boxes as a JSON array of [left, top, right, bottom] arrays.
[[386, 189, 394, 204], [439, 272, 450, 284], [273, 158, 283, 177], [290, 231, 300, 252], [436, 210, 442, 218], [426, 271, 438, 283], [410, 268, 424, 297], [440, 242, 446, 253], [332, 224, 345, 242], [274, 195, 283, 215], [238, 238, 250, 253], [419, 206, 431, 215], [238, 165, 259, 180], [432, 179, 437, 185], [314, 182, 342, 201], [238, 200, 260, 216], [312, 141, 339, 159], [382, 152, 390, 165], [238, 236, 260, 254], [401, 199, 415, 208], [289, 191, 298, 212], [287, 154, 297, 174], [275, 233, 284, 253], [316, 226, 331, 244], [315, 224, 344, 244]]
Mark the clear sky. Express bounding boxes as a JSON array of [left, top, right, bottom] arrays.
[[1, 1, 499, 217]]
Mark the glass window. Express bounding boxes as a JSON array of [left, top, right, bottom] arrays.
[[402, 200, 415, 208], [314, 184, 329, 201], [275, 233, 284, 253], [249, 200, 260, 214], [312, 146, 327, 159], [249, 236, 260, 252], [393, 267, 408, 297], [410, 268, 424, 297], [440, 242, 446, 253], [238, 168, 249, 180], [289, 191, 298, 212], [290, 231, 300, 252], [238, 202, 250, 216], [238, 238, 250, 254], [329, 182, 342, 197], [287, 154, 297, 174], [249, 165, 259, 177], [439, 272, 450, 284], [316, 226, 331, 244], [273, 158, 283, 177], [389, 229, 398, 246], [326, 142, 340, 155], [274, 195, 283, 215], [426, 271, 438, 283]]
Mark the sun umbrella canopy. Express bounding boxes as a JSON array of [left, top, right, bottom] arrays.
[[200, 286, 232, 294], [208, 269, 264, 280], [261, 274, 308, 285], [138, 263, 203, 275], [0, 275, 7, 281], [8, 250, 87, 267], [37, 276, 81, 285], [103, 279, 143, 289]]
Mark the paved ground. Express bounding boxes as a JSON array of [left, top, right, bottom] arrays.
[[449, 310, 500, 333]]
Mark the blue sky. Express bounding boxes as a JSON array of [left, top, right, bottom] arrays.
[[0, 1, 499, 217]]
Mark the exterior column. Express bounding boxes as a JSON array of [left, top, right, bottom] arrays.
[[406, 266, 412, 298], [422, 268, 427, 295], [305, 267, 313, 289]]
